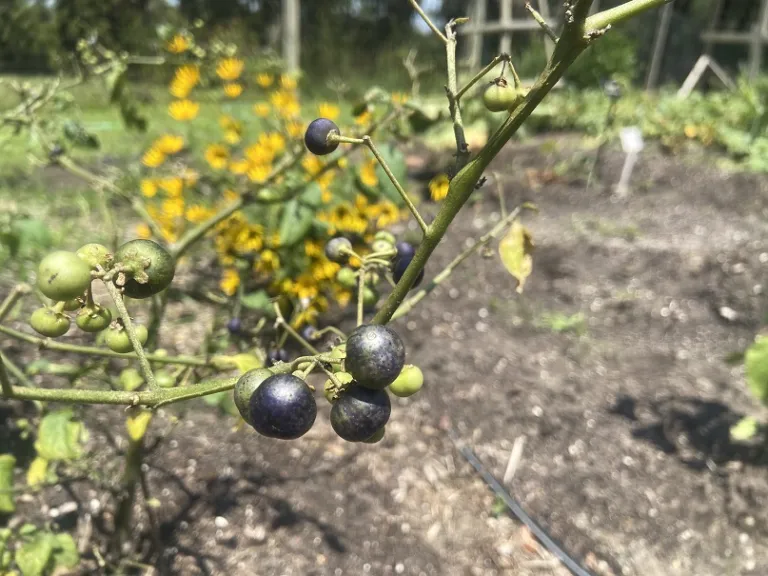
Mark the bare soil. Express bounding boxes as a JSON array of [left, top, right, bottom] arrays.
[[3, 135, 768, 576]]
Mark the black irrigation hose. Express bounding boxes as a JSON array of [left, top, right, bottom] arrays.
[[447, 428, 595, 576]]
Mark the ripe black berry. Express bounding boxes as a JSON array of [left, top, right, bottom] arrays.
[[248, 374, 317, 439], [392, 242, 423, 288], [227, 318, 242, 334], [344, 324, 405, 390], [305, 118, 340, 156], [267, 348, 290, 367], [330, 385, 391, 442]]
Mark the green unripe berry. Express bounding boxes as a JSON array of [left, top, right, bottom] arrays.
[[388, 364, 424, 397], [37, 251, 92, 301], [336, 267, 357, 289], [76, 243, 112, 270], [482, 78, 522, 113], [328, 344, 346, 373], [30, 307, 71, 338], [363, 426, 385, 444], [75, 305, 112, 333], [61, 298, 82, 312], [105, 324, 148, 353], [363, 286, 379, 308], [234, 368, 273, 423], [374, 231, 396, 245], [371, 239, 394, 255], [155, 371, 177, 388]]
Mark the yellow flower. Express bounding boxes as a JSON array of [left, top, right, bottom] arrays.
[[376, 202, 400, 228], [255, 250, 280, 273], [223, 189, 240, 203], [321, 189, 333, 203], [140, 179, 157, 198], [256, 73, 274, 88], [225, 130, 241, 144], [186, 205, 213, 223], [280, 75, 298, 90], [220, 268, 240, 296], [429, 173, 450, 201], [142, 147, 166, 168], [216, 58, 244, 81], [392, 92, 408, 105], [159, 177, 184, 197], [260, 132, 286, 155], [286, 120, 305, 139], [334, 288, 352, 308], [154, 134, 184, 155], [270, 90, 300, 118], [247, 164, 271, 183], [291, 306, 319, 330], [205, 144, 230, 170], [136, 223, 152, 239], [169, 99, 199, 121], [166, 34, 190, 54], [302, 155, 323, 177], [169, 65, 200, 98], [220, 116, 243, 144], [245, 143, 275, 166], [253, 102, 271, 117], [161, 197, 185, 219], [359, 158, 378, 188], [338, 158, 348, 169], [355, 110, 372, 126], [304, 240, 323, 258], [229, 158, 250, 175], [223, 83, 243, 99], [318, 102, 340, 121]]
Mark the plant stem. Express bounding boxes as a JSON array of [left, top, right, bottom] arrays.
[[0, 355, 12, 398], [444, 20, 470, 173], [525, 3, 559, 42], [0, 284, 31, 322], [273, 302, 320, 355], [391, 206, 522, 320], [364, 136, 428, 233], [408, 0, 449, 43], [102, 279, 157, 389], [456, 53, 510, 100], [357, 268, 365, 326], [0, 324, 208, 366], [586, 0, 672, 31]]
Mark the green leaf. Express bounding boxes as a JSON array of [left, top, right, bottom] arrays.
[[103, 62, 128, 103], [118, 368, 144, 392], [0, 455, 15, 514], [8, 218, 52, 259], [35, 411, 86, 461], [202, 391, 228, 407], [228, 354, 262, 374], [26, 457, 48, 488], [52, 533, 79, 570], [300, 183, 323, 208], [18, 525, 37, 537], [373, 143, 408, 205], [278, 198, 315, 247], [15, 533, 54, 576], [240, 290, 271, 312], [730, 416, 760, 442], [746, 336, 768, 404], [498, 221, 534, 293]]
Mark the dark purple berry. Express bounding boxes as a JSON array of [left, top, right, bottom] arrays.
[[392, 241, 423, 289], [267, 348, 290, 367], [330, 385, 391, 442], [227, 318, 242, 334], [305, 118, 340, 156], [395, 241, 415, 260], [344, 324, 405, 390], [248, 374, 317, 439], [301, 325, 317, 341]]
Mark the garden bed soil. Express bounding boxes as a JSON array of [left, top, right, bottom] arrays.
[[4, 135, 768, 575]]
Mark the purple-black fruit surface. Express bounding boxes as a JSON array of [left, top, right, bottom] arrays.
[[267, 348, 290, 367], [344, 324, 405, 390], [248, 374, 317, 439], [227, 318, 242, 334], [330, 385, 391, 442], [301, 325, 317, 341], [392, 253, 424, 288], [304, 118, 340, 156], [394, 241, 415, 260]]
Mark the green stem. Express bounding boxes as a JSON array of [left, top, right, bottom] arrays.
[[313, 326, 347, 340], [273, 303, 320, 355], [408, 0, 449, 43], [357, 267, 365, 326], [525, 3, 559, 42], [103, 279, 157, 389], [0, 324, 208, 366], [391, 206, 523, 321], [363, 136, 428, 233], [456, 53, 510, 100], [585, 0, 672, 31], [171, 197, 243, 259], [0, 355, 12, 397], [0, 284, 31, 322], [445, 21, 469, 172]]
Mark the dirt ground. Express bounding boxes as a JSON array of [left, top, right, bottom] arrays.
[[3, 135, 768, 576]]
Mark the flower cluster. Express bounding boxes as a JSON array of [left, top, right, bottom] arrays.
[[135, 33, 407, 328]]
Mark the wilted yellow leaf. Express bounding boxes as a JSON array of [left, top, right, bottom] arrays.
[[498, 221, 534, 293], [126, 410, 153, 442]]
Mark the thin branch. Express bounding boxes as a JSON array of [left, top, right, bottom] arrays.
[[456, 53, 510, 101], [357, 268, 365, 326], [391, 206, 523, 321], [0, 284, 31, 322], [273, 302, 320, 355], [102, 278, 157, 390], [408, 0, 449, 43], [586, 0, 672, 32], [0, 355, 12, 398], [525, 3, 559, 42], [0, 324, 209, 366], [444, 19, 470, 173]]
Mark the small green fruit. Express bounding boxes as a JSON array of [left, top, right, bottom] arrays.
[[325, 237, 352, 263], [75, 305, 112, 333], [388, 364, 424, 397], [363, 426, 385, 444], [371, 239, 394, 255], [155, 371, 177, 388], [76, 243, 111, 270], [37, 251, 92, 301], [30, 307, 71, 338], [105, 324, 148, 353], [328, 344, 346, 373], [234, 368, 273, 423], [482, 78, 521, 113], [336, 267, 357, 289], [61, 298, 82, 312], [363, 286, 379, 308], [374, 231, 396, 245], [114, 239, 175, 299]]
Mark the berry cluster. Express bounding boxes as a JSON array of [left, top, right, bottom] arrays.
[[30, 239, 175, 353], [234, 323, 423, 443]]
